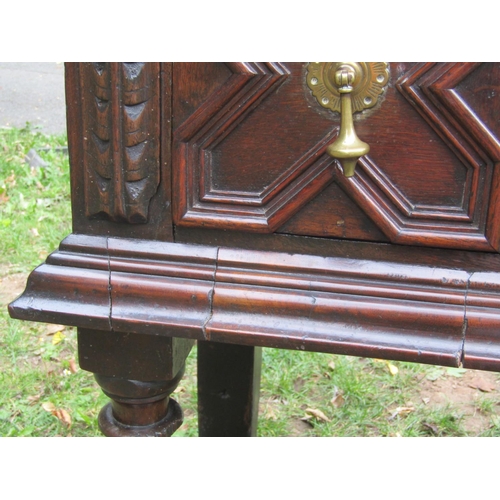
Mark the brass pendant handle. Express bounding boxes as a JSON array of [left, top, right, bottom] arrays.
[[307, 62, 389, 177]]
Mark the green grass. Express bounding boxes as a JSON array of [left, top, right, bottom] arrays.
[[257, 352, 464, 437], [2, 124, 500, 437], [0, 125, 70, 271], [0, 124, 108, 436]]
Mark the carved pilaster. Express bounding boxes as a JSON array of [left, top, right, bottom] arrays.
[[82, 62, 160, 224]]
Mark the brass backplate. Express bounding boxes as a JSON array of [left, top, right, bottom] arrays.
[[307, 62, 390, 113]]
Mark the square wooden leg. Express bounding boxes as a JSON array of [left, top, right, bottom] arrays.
[[197, 341, 262, 437]]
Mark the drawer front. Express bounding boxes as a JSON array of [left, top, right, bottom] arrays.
[[172, 62, 500, 252]]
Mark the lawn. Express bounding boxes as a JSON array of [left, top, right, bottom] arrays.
[[2, 125, 500, 437]]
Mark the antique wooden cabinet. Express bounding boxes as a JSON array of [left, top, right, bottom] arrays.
[[9, 62, 500, 436]]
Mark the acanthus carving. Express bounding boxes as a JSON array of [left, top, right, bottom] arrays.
[[82, 62, 160, 224]]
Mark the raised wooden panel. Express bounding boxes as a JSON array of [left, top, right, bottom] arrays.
[[457, 63, 500, 150], [173, 63, 233, 128], [279, 182, 389, 241], [172, 62, 500, 252], [173, 62, 338, 232], [329, 62, 500, 251]]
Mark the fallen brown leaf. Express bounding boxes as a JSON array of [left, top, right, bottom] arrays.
[[42, 402, 72, 427], [262, 402, 278, 421], [54, 408, 72, 427], [69, 358, 78, 373], [388, 406, 415, 421], [42, 402, 56, 412], [331, 394, 345, 408], [387, 362, 399, 376], [52, 331, 65, 345], [468, 378, 496, 393], [330, 386, 345, 408], [422, 422, 439, 435], [9, 410, 21, 422], [44, 324, 65, 336], [27, 394, 42, 405], [305, 408, 331, 422]]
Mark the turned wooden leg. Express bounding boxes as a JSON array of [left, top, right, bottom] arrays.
[[95, 370, 184, 437], [197, 341, 262, 437], [78, 328, 193, 437]]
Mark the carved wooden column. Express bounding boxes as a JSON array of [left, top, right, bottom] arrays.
[[67, 61, 173, 240]]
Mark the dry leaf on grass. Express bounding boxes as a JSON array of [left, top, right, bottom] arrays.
[[422, 422, 439, 435], [331, 393, 345, 408], [373, 358, 398, 375], [262, 402, 278, 421], [303, 408, 331, 422], [388, 406, 415, 421], [27, 394, 42, 405], [55, 409, 72, 427], [469, 378, 496, 393], [52, 331, 66, 345], [42, 402, 56, 412], [5, 173, 16, 184], [42, 402, 72, 427], [387, 363, 399, 376], [330, 386, 345, 408], [9, 410, 21, 422], [69, 358, 78, 374], [44, 324, 65, 336]]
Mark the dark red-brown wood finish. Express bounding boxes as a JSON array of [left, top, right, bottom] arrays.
[[9, 62, 500, 436]]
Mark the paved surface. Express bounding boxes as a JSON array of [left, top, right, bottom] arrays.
[[0, 62, 66, 135]]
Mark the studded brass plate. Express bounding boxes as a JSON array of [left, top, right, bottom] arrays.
[[307, 62, 390, 113]]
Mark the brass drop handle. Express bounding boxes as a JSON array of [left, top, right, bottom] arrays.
[[326, 67, 370, 177], [307, 62, 390, 177]]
